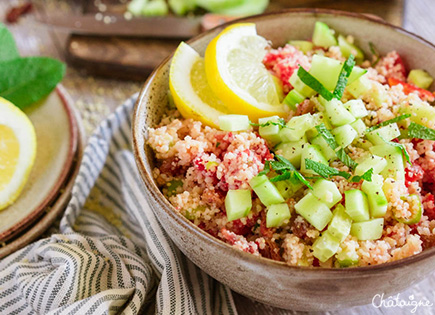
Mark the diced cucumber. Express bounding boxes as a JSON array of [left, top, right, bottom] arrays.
[[354, 138, 373, 151], [323, 99, 355, 126], [266, 203, 291, 228], [366, 123, 401, 145], [283, 89, 305, 110], [275, 139, 306, 169], [347, 74, 372, 98], [311, 135, 336, 161], [350, 218, 384, 241], [350, 119, 367, 137], [328, 204, 352, 242], [332, 124, 358, 148], [249, 175, 285, 206], [289, 71, 316, 98], [259, 116, 281, 145], [300, 144, 329, 175], [279, 114, 313, 142], [408, 69, 433, 90], [354, 155, 387, 176], [168, 0, 195, 15], [312, 179, 342, 208], [309, 55, 367, 91], [343, 99, 368, 119], [400, 102, 435, 128], [306, 112, 333, 140], [372, 81, 389, 108], [369, 144, 405, 180], [128, 0, 148, 15], [312, 231, 340, 262], [338, 35, 364, 63], [219, 115, 250, 131], [225, 189, 252, 221], [274, 178, 303, 199], [336, 246, 359, 267], [294, 193, 333, 230], [288, 40, 314, 54], [361, 178, 388, 218], [312, 21, 338, 48], [345, 189, 370, 222], [142, 0, 168, 16]]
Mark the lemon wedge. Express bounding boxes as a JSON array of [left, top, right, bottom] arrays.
[[169, 42, 229, 128], [204, 23, 289, 122], [0, 97, 37, 210]]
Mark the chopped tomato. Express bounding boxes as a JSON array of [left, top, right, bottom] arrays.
[[388, 77, 435, 102], [405, 163, 424, 187], [423, 193, 435, 220], [393, 54, 407, 79]]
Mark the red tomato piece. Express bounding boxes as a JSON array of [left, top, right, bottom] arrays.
[[388, 78, 435, 102]]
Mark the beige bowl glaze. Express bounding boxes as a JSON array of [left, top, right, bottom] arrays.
[[133, 9, 435, 311]]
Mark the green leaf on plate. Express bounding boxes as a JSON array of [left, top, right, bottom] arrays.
[[0, 23, 20, 62], [0, 57, 66, 109]]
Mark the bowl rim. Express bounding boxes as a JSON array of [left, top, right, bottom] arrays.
[[133, 8, 435, 274]]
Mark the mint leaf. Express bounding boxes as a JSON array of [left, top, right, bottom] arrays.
[[407, 122, 435, 140], [297, 66, 334, 101], [268, 155, 312, 189], [333, 55, 355, 100], [350, 168, 373, 183], [0, 23, 19, 62], [304, 159, 351, 179], [336, 148, 358, 169], [0, 57, 65, 109], [366, 114, 411, 132]]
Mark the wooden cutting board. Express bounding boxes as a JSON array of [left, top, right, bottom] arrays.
[[66, 0, 404, 80]]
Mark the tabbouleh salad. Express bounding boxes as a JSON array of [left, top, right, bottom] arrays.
[[147, 21, 435, 268]]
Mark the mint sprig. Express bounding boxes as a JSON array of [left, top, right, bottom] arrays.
[[305, 159, 373, 182], [407, 122, 435, 141], [297, 66, 334, 101], [366, 114, 411, 132], [333, 54, 355, 100]]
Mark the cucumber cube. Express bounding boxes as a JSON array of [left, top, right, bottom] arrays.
[[311, 135, 337, 162], [372, 81, 389, 107], [168, 0, 195, 15], [350, 218, 384, 241], [312, 179, 342, 208], [332, 124, 358, 148], [225, 189, 252, 221], [345, 189, 370, 222], [289, 71, 316, 98], [354, 155, 387, 176], [338, 35, 364, 63], [366, 123, 401, 145], [312, 231, 340, 262], [300, 144, 329, 175], [283, 89, 306, 110], [249, 175, 285, 206], [336, 246, 359, 267], [347, 74, 371, 98], [312, 21, 338, 49], [288, 40, 314, 54], [354, 138, 373, 151], [142, 0, 169, 16], [279, 114, 314, 142], [275, 139, 306, 169], [350, 119, 367, 137], [399, 102, 435, 128], [266, 203, 291, 228], [294, 193, 333, 230], [306, 112, 333, 140], [219, 115, 250, 131], [369, 144, 405, 180], [408, 69, 433, 90], [274, 178, 303, 199], [323, 99, 355, 126], [328, 204, 352, 242], [343, 99, 368, 119], [259, 116, 281, 145], [361, 179, 388, 218]]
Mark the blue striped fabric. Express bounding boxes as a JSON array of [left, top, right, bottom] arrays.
[[0, 95, 237, 315]]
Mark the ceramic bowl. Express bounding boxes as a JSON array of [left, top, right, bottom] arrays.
[[132, 9, 435, 311]]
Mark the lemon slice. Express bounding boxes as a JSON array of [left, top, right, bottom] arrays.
[[204, 23, 289, 121], [169, 42, 229, 128], [0, 97, 37, 210]]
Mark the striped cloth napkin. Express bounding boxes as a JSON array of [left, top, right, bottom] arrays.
[[0, 95, 237, 315]]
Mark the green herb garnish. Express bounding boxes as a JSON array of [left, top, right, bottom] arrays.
[[262, 155, 312, 189], [407, 122, 435, 140], [333, 54, 355, 100], [297, 66, 334, 101], [350, 168, 373, 183], [315, 123, 358, 169], [366, 114, 411, 132], [304, 159, 351, 179], [0, 23, 65, 109]]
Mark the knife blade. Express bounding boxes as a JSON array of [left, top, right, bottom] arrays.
[[36, 13, 202, 39]]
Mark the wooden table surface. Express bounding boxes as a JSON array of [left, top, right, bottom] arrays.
[[1, 0, 435, 314]]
